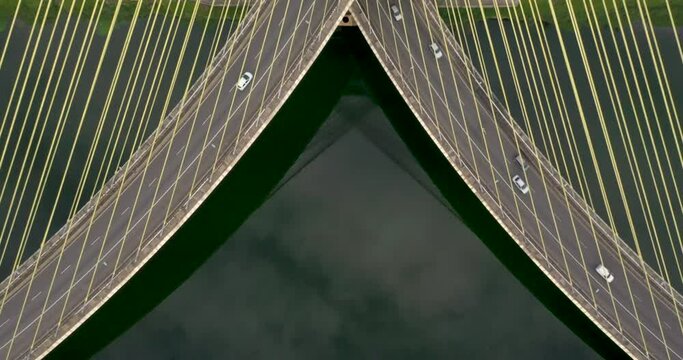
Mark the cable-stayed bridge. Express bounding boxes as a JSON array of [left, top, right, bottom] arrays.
[[0, 0, 681, 359]]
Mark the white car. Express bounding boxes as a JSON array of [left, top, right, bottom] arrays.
[[512, 175, 529, 194], [595, 264, 615, 283], [236, 71, 253, 91], [430, 42, 443, 59], [390, 4, 402, 21]]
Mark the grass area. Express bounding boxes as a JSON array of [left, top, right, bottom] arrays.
[[441, 0, 683, 29], [0, 0, 249, 31]]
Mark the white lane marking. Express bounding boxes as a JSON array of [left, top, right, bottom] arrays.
[[120, 207, 130, 216], [30, 292, 42, 302], [176, 145, 185, 156], [60, 265, 71, 275], [148, 178, 158, 188], [0, 320, 8, 328], [90, 236, 101, 246]]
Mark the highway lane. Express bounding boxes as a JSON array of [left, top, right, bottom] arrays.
[[0, 0, 347, 358], [353, 1, 683, 359]]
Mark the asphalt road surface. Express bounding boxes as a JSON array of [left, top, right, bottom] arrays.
[[353, 1, 683, 359], [0, 0, 346, 358]]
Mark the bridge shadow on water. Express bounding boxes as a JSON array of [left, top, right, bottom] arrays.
[[50, 28, 625, 359]]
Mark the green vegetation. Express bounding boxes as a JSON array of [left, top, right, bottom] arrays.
[[441, 0, 683, 29], [0, 0, 248, 31]]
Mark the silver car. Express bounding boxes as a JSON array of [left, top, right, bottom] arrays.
[[236, 71, 254, 91], [512, 175, 529, 194], [515, 154, 529, 171], [390, 4, 402, 21]]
